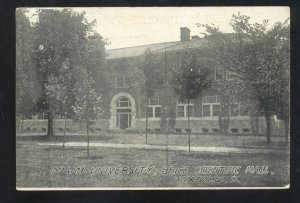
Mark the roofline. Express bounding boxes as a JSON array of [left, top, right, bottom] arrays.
[[106, 45, 210, 61], [106, 40, 180, 51]]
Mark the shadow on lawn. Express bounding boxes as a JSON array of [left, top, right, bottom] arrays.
[[232, 141, 289, 150], [17, 135, 115, 142], [43, 147, 87, 152], [76, 155, 104, 160], [177, 151, 288, 160]]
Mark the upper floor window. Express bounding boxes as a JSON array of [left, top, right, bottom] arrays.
[[202, 96, 221, 117], [147, 98, 161, 118], [113, 73, 126, 88], [177, 99, 194, 118]]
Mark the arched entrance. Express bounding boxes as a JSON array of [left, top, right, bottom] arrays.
[[110, 92, 136, 129]]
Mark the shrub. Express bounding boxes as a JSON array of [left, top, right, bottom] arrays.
[[202, 128, 209, 133], [212, 128, 220, 133], [242, 128, 250, 133], [175, 128, 182, 133], [231, 128, 239, 133]]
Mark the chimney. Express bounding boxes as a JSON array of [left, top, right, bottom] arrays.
[[180, 27, 190, 42]]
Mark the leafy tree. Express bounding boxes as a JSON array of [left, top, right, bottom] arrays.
[[173, 52, 212, 152], [32, 9, 105, 137], [125, 58, 145, 135], [229, 13, 289, 143], [72, 68, 102, 156], [85, 33, 108, 94], [199, 13, 290, 143], [16, 8, 41, 132], [45, 59, 73, 146], [142, 50, 164, 143]]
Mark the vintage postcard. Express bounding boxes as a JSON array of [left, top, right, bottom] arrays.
[[16, 7, 290, 190]]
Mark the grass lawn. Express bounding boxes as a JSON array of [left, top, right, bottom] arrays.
[[16, 134, 289, 188], [17, 131, 289, 149]]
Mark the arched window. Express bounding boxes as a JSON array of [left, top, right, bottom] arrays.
[[117, 97, 131, 108], [147, 98, 161, 118], [202, 96, 220, 117]]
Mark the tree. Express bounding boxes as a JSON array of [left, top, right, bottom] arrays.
[[16, 8, 41, 132], [32, 9, 105, 137], [125, 58, 145, 135], [85, 33, 108, 94], [45, 59, 73, 146], [230, 13, 289, 143], [142, 50, 164, 143], [173, 52, 212, 152], [72, 68, 102, 156], [200, 13, 290, 143]]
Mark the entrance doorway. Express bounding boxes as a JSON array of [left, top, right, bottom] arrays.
[[110, 92, 136, 129], [117, 113, 132, 129], [116, 97, 132, 129]]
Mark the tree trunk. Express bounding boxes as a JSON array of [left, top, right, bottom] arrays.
[[20, 115, 24, 133], [250, 114, 259, 136], [87, 122, 90, 156], [265, 110, 271, 144], [255, 116, 259, 136], [47, 111, 54, 137], [145, 102, 148, 144], [187, 99, 191, 153]]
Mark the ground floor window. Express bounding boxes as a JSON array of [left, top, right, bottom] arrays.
[[147, 98, 162, 118], [177, 99, 194, 118], [202, 95, 221, 117]]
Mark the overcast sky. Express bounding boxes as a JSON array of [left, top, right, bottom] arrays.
[[27, 7, 289, 50]]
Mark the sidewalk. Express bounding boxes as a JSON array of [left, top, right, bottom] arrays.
[[37, 141, 288, 154]]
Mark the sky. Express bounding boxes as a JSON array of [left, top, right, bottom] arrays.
[[26, 7, 290, 50]]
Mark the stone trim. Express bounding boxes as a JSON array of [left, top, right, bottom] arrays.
[[109, 92, 136, 129]]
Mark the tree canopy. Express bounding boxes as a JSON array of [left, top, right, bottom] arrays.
[[199, 12, 290, 142], [16, 8, 106, 136]]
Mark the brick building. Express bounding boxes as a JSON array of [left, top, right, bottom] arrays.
[[101, 27, 284, 135], [19, 27, 284, 135]]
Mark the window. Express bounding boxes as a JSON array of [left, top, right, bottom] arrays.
[[113, 73, 126, 88], [177, 106, 185, 117], [155, 107, 162, 117], [187, 106, 194, 117], [147, 98, 162, 118], [117, 97, 131, 108], [203, 105, 210, 117], [202, 96, 221, 117], [177, 99, 194, 118], [147, 107, 153, 117], [212, 104, 221, 116]]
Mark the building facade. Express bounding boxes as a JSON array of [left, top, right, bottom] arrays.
[[99, 27, 284, 135], [19, 27, 285, 135]]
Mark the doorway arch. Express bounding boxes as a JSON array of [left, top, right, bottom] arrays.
[[109, 92, 136, 129]]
